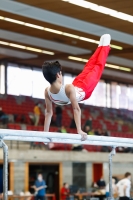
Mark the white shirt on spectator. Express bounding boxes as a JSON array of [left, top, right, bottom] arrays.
[[117, 178, 131, 197]]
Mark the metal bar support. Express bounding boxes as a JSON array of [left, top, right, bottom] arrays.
[[108, 147, 116, 200]]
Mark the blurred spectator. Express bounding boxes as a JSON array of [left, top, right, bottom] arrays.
[[84, 125, 90, 134], [92, 178, 106, 195], [88, 129, 95, 135], [95, 129, 102, 136], [102, 129, 110, 136], [61, 126, 67, 133], [0, 107, 8, 124], [31, 173, 46, 200], [98, 129, 103, 136], [70, 118, 76, 129], [94, 129, 100, 136], [61, 183, 70, 200], [91, 182, 99, 192], [34, 103, 41, 126], [55, 106, 62, 127], [106, 178, 118, 197], [117, 172, 131, 200], [97, 176, 106, 188], [84, 117, 92, 129], [84, 126, 94, 135]]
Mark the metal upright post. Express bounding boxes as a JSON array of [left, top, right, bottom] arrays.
[[2, 141, 8, 200], [108, 147, 116, 200]]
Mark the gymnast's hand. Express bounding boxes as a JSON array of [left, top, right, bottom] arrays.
[[78, 130, 88, 141]]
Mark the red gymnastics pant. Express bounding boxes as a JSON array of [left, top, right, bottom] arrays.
[[72, 46, 110, 100]]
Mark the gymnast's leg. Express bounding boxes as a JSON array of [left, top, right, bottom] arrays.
[[72, 34, 111, 99]]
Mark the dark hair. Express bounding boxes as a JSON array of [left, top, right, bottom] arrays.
[[42, 61, 62, 84], [38, 172, 42, 175], [63, 182, 67, 186], [125, 172, 131, 177]]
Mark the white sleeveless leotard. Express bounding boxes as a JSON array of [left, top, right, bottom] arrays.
[[47, 85, 85, 105]]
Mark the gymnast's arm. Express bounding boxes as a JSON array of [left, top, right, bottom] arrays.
[[44, 88, 53, 131], [66, 84, 87, 140]]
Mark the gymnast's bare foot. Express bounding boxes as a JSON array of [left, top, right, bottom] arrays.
[[78, 130, 88, 141]]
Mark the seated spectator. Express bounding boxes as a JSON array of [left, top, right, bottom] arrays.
[[97, 176, 106, 188], [84, 125, 90, 134], [84, 126, 94, 135], [61, 126, 67, 133], [91, 182, 99, 192], [70, 118, 76, 129], [95, 129, 102, 136], [102, 129, 110, 136], [94, 129, 99, 136], [34, 103, 41, 126], [0, 107, 8, 124], [91, 182, 98, 189], [61, 183, 70, 200], [84, 117, 92, 129], [98, 129, 103, 136], [88, 129, 95, 135]]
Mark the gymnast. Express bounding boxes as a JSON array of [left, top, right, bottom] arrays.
[[42, 34, 111, 141]]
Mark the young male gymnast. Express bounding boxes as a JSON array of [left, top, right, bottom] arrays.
[[42, 34, 111, 141]]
